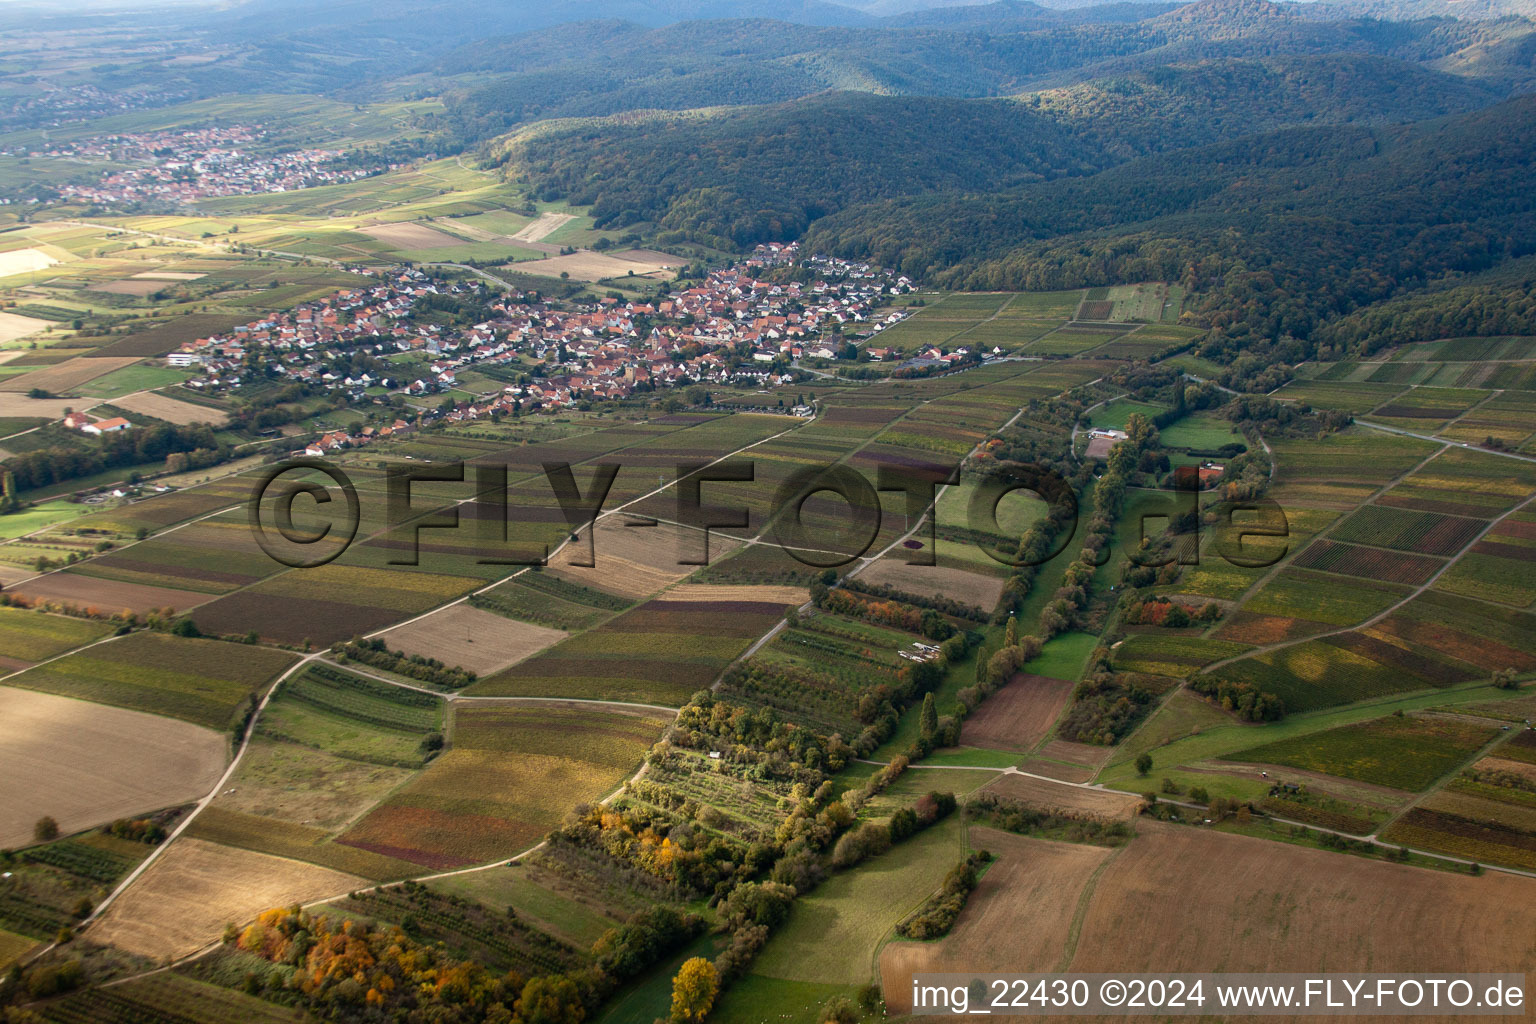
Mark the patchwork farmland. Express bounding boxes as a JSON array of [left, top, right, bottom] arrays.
[[2, 218, 1534, 1024]]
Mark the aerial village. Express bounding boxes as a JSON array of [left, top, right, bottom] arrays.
[[9, 126, 385, 204], [168, 243, 923, 451]]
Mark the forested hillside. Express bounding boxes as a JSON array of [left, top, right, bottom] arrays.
[[488, 47, 1507, 248], [491, 93, 1108, 246], [805, 96, 1536, 381]]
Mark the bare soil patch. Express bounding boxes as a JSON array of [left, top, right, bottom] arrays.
[[112, 390, 229, 426], [1038, 738, 1114, 770], [961, 673, 1074, 753], [15, 572, 213, 615], [511, 249, 681, 283], [130, 272, 206, 281], [548, 519, 739, 598], [380, 603, 566, 676], [512, 212, 575, 243], [89, 839, 365, 960], [881, 828, 1109, 1012], [0, 312, 52, 345], [0, 249, 59, 278], [1015, 757, 1097, 783], [859, 558, 1005, 609], [87, 279, 163, 296], [0, 355, 138, 394], [0, 396, 76, 420], [1069, 820, 1536, 979], [362, 221, 468, 250], [981, 772, 1143, 819], [0, 687, 225, 848]]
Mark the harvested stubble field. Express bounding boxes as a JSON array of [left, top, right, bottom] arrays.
[[379, 603, 566, 676], [509, 249, 681, 282], [0, 686, 225, 849], [361, 221, 471, 249], [89, 838, 367, 960], [547, 519, 738, 598], [109, 390, 230, 425], [959, 674, 1075, 753], [980, 772, 1143, 819], [856, 558, 1005, 610], [0, 311, 51, 345], [0, 355, 139, 394], [5, 631, 298, 730], [1063, 821, 1536, 982], [880, 828, 1112, 1013]]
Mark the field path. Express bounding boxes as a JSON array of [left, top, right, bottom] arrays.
[[1355, 417, 1536, 464], [852, 757, 1536, 879], [78, 648, 326, 932]]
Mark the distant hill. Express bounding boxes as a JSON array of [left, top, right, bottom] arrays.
[[803, 95, 1536, 373], [489, 46, 1504, 247]]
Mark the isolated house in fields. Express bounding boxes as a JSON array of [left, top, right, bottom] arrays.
[[81, 416, 132, 435]]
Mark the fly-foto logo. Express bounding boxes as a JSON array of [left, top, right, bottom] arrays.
[[247, 458, 1289, 571]]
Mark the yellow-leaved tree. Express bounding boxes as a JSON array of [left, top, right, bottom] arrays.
[[670, 956, 719, 1023]]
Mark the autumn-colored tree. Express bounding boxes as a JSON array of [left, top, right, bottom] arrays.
[[518, 975, 586, 1024], [670, 957, 719, 1023]]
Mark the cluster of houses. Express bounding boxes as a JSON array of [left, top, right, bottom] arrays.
[[299, 420, 416, 456], [24, 125, 385, 204], [167, 243, 917, 414]]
